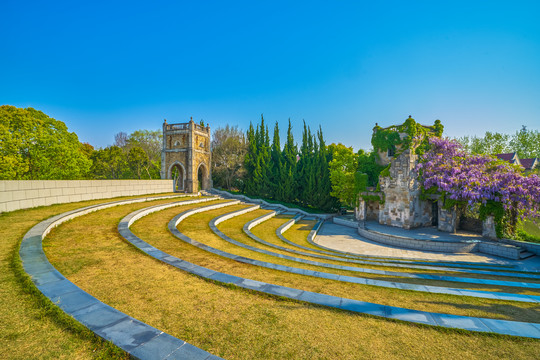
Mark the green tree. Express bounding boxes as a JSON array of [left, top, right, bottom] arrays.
[[128, 146, 150, 179], [357, 149, 385, 187], [296, 121, 316, 206], [328, 143, 359, 207], [252, 115, 271, 197], [458, 132, 511, 155], [269, 121, 283, 200], [314, 126, 338, 211], [281, 119, 297, 203], [90, 146, 128, 179], [211, 125, 247, 190], [0, 105, 91, 180], [510, 127, 540, 159], [244, 122, 257, 194]]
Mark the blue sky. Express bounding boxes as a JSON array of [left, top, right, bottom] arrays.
[[2, 1, 539, 150]]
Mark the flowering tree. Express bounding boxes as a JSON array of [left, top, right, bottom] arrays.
[[416, 137, 540, 237]]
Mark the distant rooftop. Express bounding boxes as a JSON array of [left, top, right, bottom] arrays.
[[495, 153, 538, 170]]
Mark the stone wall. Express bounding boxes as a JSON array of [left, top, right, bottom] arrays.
[[460, 216, 483, 234], [0, 180, 173, 213], [438, 202, 458, 232], [356, 193, 381, 223], [482, 215, 497, 239], [378, 149, 431, 229], [357, 226, 479, 253]]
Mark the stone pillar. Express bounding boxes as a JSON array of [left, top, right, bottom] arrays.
[[356, 197, 367, 221], [186, 119, 194, 193], [482, 216, 498, 239], [161, 120, 167, 179], [437, 201, 458, 233], [206, 124, 213, 190]]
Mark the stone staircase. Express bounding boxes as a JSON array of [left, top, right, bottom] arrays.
[[519, 248, 536, 260]]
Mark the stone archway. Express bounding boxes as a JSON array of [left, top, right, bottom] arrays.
[[161, 119, 212, 193], [168, 162, 186, 192], [197, 162, 210, 191]]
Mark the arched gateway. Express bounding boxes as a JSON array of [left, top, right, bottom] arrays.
[[161, 118, 212, 193]]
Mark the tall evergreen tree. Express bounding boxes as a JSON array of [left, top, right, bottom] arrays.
[[269, 121, 282, 200], [281, 119, 297, 202], [315, 126, 338, 211], [244, 122, 257, 194], [253, 115, 271, 196]]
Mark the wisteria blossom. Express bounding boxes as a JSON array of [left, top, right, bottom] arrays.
[[416, 137, 540, 219]]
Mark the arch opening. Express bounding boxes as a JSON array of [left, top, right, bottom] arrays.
[[197, 163, 208, 191], [170, 163, 185, 192]]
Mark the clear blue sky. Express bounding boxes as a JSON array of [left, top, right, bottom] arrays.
[[2, 1, 539, 151]]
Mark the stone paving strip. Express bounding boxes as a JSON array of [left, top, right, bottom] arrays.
[[271, 215, 521, 271], [215, 207, 540, 279], [204, 206, 540, 289], [281, 216, 518, 269], [119, 201, 540, 339], [19, 194, 223, 360], [147, 202, 540, 302]]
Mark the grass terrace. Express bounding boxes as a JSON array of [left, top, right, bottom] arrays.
[[4, 196, 540, 359]]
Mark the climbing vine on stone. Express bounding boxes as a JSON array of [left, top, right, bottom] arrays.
[[371, 117, 444, 158]]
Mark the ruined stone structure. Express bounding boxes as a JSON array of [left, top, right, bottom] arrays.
[[376, 146, 432, 229], [161, 118, 212, 193], [357, 117, 445, 230]]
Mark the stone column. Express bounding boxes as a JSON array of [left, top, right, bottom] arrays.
[[482, 216, 498, 240], [186, 119, 194, 193], [437, 201, 458, 233], [356, 197, 366, 229], [161, 120, 167, 179], [206, 125, 213, 190]]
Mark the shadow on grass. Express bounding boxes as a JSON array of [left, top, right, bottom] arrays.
[[418, 300, 540, 323]]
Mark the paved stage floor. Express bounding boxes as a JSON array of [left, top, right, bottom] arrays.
[[316, 222, 540, 270]]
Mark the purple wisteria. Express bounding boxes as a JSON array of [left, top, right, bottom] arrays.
[[416, 137, 540, 219]]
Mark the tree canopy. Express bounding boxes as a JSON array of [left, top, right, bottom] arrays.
[[0, 105, 91, 180], [240, 116, 338, 211], [458, 128, 540, 159], [211, 125, 247, 190]]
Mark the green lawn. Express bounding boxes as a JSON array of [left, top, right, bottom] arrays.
[[522, 220, 540, 238]]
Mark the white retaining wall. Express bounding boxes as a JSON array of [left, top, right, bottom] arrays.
[[0, 180, 175, 213]]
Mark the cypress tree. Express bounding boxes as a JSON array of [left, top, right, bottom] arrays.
[[244, 122, 257, 194], [281, 119, 297, 203], [270, 121, 282, 200], [315, 126, 338, 211]]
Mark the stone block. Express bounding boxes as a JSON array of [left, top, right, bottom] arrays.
[[57, 195, 71, 203], [19, 199, 33, 209], [50, 188, 63, 196], [95, 318, 161, 352], [12, 190, 26, 201], [26, 189, 39, 199], [38, 188, 51, 197], [4, 181, 20, 191], [32, 198, 47, 208], [0, 190, 13, 203], [45, 197, 58, 206]]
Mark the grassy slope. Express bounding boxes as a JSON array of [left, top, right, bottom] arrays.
[[0, 199, 135, 360], [41, 202, 540, 359]]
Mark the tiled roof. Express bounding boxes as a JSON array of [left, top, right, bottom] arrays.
[[520, 158, 538, 170], [495, 152, 518, 163]]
